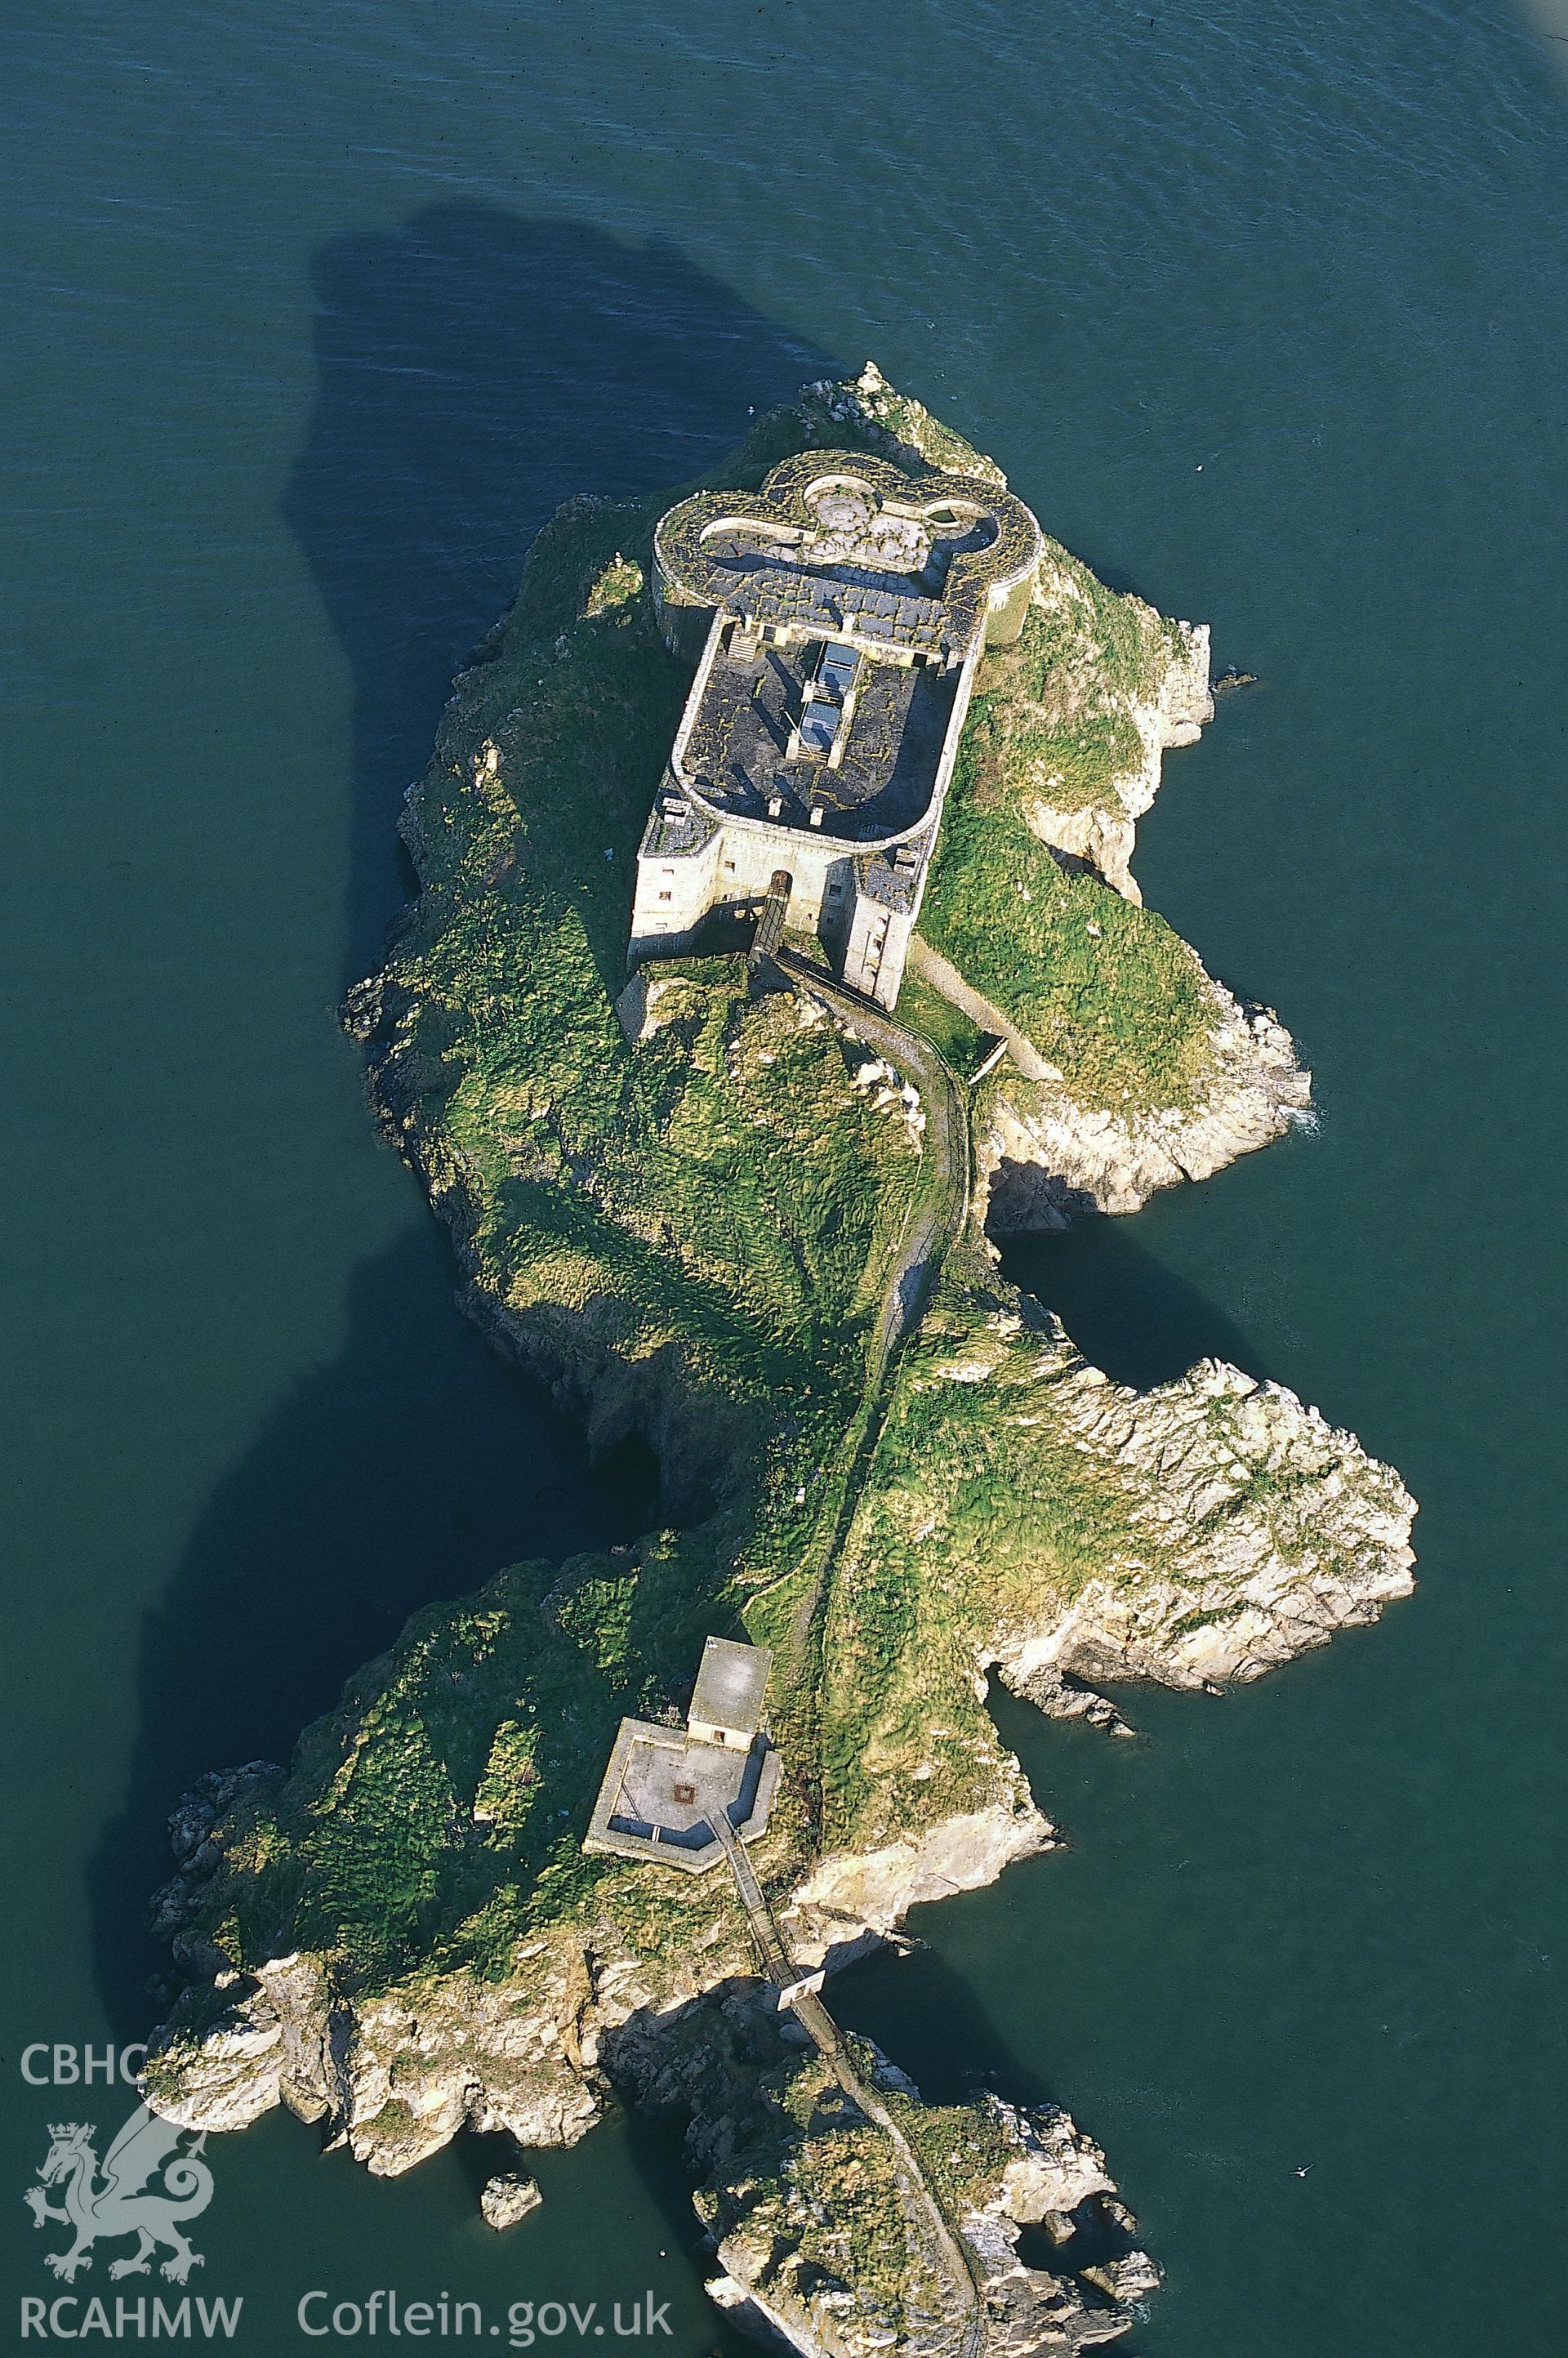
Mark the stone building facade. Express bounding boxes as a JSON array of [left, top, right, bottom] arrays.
[[630, 452, 1042, 1010]]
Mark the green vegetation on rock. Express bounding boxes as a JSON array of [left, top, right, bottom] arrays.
[[132, 380, 1419, 2358], [920, 791, 1218, 1110], [956, 545, 1183, 818], [906, 504, 1228, 1111], [145, 377, 1334, 2026], [888, 969, 989, 1076], [611, 1994, 1114, 2352]]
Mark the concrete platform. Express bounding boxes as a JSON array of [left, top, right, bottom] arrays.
[[688, 1635, 773, 1749], [583, 1720, 781, 1874]]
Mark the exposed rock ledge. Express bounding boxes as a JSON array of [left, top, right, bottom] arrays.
[[145, 1799, 1054, 2173], [1021, 613, 1214, 904], [145, 1317, 1414, 2185], [804, 358, 1008, 489], [780, 1803, 1054, 1964], [978, 1344, 1418, 1695], [612, 1990, 1159, 2358], [980, 992, 1311, 1227]]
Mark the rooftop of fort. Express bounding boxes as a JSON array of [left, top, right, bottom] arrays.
[[653, 450, 1041, 654], [650, 452, 1042, 850], [632, 452, 1045, 1009]]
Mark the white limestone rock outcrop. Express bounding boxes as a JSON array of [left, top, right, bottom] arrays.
[[962, 1327, 1418, 1696], [480, 2172, 543, 2231], [977, 2097, 1119, 2228], [781, 1799, 1056, 1966], [1019, 599, 1214, 905], [804, 359, 1007, 488], [146, 1948, 606, 2175], [981, 992, 1311, 1228]]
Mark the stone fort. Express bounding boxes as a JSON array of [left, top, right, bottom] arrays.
[[630, 452, 1044, 1010]]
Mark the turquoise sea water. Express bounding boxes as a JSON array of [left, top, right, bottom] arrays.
[[5, 2, 1566, 2349]]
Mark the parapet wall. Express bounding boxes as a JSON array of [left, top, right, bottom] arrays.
[[634, 450, 1043, 1010], [653, 450, 1041, 661]]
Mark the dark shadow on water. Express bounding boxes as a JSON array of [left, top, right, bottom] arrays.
[[93, 212, 840, 2030], [1001, 1216, 1263, 1392], [91, 1229, 657, 2030], [283, 205, 837, 983], [830, 1940, 1064, 2115]]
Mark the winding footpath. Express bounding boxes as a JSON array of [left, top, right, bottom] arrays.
[[752, 948, 988, 2358], [711, 1809, 987, 2358], [906, 936, 1058, 1085], [771, 947, 973, 1722]]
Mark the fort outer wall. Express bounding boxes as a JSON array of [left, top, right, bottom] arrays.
[[630, 789, 920, 1005], [629, 591, 997, 1008], [630, 457, 1040, 1007]]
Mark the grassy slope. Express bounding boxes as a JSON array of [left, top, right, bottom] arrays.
[[959, 545, 1184, 816], [811, 1272, 1139, 1852], [156, 392, 1227, 2006], [920, 791, 1218, 1110], [917, 536, 1221, 1111]]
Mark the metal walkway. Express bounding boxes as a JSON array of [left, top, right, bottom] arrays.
[[709, 1810, 987, 2358], [749, 869, 794, 972]]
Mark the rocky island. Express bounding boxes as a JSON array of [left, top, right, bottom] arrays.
[[142, 365, 1416, 2356]]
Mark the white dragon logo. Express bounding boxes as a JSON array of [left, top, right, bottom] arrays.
[[24, 2107, 214, 2284]]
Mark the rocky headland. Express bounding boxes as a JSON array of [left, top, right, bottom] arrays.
[[140, 368, 1415, 2356]]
